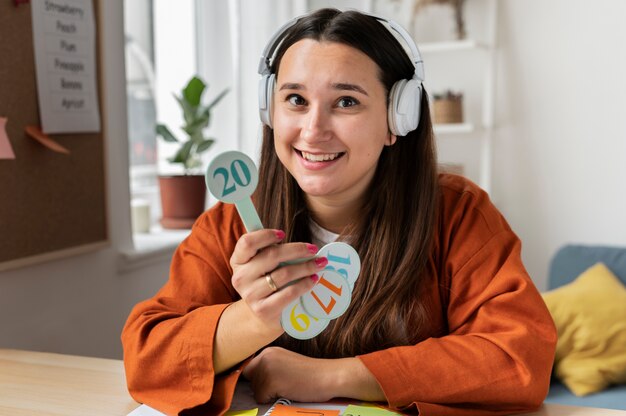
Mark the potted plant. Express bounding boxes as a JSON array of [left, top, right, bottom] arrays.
[[156, 75, 228, 229]]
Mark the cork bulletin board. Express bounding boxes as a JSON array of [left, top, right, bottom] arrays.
[[0, 0, 108, 271]]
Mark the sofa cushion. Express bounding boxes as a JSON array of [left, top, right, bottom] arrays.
[[545, 379, 626, 410], [548, 245, 626, 289], [542, 262, 626, 396]]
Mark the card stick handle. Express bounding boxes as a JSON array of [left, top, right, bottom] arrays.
[[235, 197, 264, 232]]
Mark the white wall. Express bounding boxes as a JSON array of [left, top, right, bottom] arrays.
[[495, 0, 626, 288], [1, 1, 625, 360]]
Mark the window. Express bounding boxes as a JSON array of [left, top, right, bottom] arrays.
[[124, 0, 159, 230], [122, 0, 304, 244], [124, 0, 197, 236]]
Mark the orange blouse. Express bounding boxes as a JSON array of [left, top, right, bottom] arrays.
[[121, 174, 557, 415]]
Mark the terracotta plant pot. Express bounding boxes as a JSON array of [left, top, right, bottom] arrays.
[[158, 175, 206, 229]]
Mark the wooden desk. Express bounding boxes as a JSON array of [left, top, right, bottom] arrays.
[[0, 349, 137, 416], [1, 349, 624, 416]]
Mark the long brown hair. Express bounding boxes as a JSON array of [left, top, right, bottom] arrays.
[[255, 8, 440, 358]]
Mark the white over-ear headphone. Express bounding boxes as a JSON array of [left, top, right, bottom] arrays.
[[257, 11, 425, 137]]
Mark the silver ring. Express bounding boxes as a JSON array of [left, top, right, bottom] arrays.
[[265, 273, 278, 292]]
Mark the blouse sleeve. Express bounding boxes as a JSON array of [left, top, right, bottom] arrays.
[[357, 180, 557, 416], [121, 204, 247, 415]]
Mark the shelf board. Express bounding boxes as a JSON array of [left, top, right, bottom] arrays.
[[419, 39, 488, 53], [434, 123, 475, 134]]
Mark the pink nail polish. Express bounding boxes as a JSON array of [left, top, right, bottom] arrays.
[[275, 230, 286, 240], [310, 274, 320, 282], [306, 243, 318, 254], [314, 257, 328, 268]]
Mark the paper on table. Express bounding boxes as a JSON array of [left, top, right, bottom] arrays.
[[126, 380, 265, 416], [127, 404, 258, 416], [226, 410, 258, 416], [263, 399, 349, 416], [344, 404, 402, 415], [270, 404, 340, 415], [0, 117, 15, 159], [263, 399, 403, 416], [127, 405, 166, 416]]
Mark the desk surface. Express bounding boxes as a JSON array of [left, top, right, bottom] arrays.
[[1, 349, 624, 416]]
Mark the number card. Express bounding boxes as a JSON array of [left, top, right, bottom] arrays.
[[206, 151, 263, 231], [292, 243, 362, 338], [317, 242, 361, 290], [301, 269, 351, 320], [205, 151, 363, 340], [281, 297, 330, 340]]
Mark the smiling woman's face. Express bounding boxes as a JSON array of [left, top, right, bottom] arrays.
[[272, 39, 395, 204]]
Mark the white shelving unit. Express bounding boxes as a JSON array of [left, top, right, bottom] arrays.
[[433, 123, 475, 135], [420, 39, 488, 53], [420, 0, 499, 195]]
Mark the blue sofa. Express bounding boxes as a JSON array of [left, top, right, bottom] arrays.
[[543, 244, 626, 410]]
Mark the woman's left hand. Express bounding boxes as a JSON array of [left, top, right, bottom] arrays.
[[243, 347, 338, 404], [243, 346, 386, 404]]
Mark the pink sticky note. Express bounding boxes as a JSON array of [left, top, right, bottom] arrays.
[[0, 117, 16, 159]]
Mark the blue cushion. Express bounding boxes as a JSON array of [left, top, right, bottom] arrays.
[[546, 244, 626, 410], [548, 244, 626, 290], [546, 380, 626, 410]]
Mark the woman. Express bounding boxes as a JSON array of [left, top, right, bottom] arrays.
[[122, 8, 556, 416]]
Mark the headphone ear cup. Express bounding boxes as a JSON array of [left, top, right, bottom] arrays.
[[258, 73, 276, 128], [387, 79, 422, 136]]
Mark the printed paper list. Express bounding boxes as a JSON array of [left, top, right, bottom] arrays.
[[31, 0, 101, 133]]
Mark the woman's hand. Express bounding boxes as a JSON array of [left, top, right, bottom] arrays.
[[243, 347, 386, 404], [243, 347, 337, 403], [229, 229, 328, 332], [214, 230, 327, 375]]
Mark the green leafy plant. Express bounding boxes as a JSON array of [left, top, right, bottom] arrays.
[[156, 75, 228, 174]]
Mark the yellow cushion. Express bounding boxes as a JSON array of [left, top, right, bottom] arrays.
[[542, 263, 626, 396]]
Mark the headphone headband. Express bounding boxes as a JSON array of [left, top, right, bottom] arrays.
[[367, 14, 425, 82], [257, 10, 425, 83], [257, 16, 299, 76]]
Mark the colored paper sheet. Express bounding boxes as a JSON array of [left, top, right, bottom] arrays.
[[127, 404, 166, 416], [0, 117, 16, 159], [225, 410, 258, 416], [343, 405, 402, 416], [128, 405, 258, 416], [25, 125, 70, 154], [271, 404, 340, 416]]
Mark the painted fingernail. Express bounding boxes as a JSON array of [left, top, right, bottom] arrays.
[[275, 230, 286, 240], [306, 243, 318, 254], [310, 274, 320, 283], [314, 257, 328, 268]]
